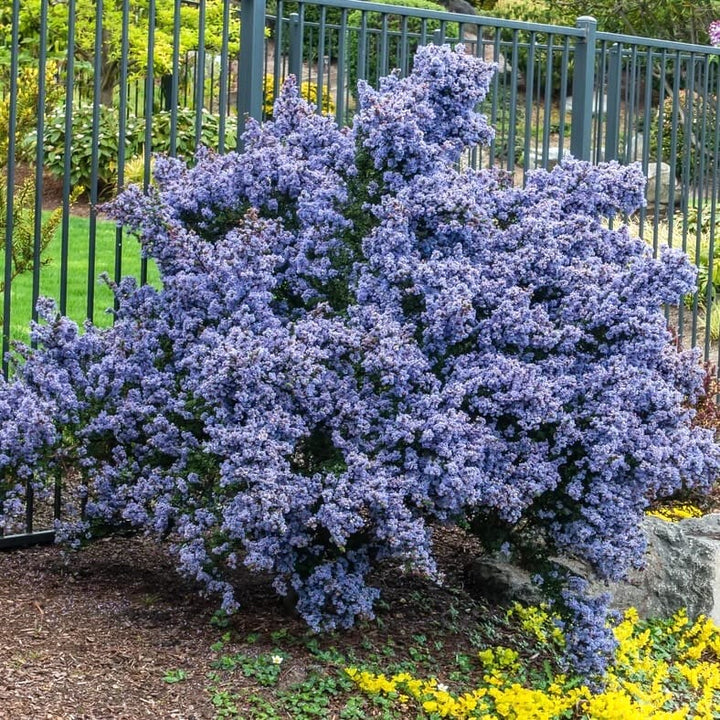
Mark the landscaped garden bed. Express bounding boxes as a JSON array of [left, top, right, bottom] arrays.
[[4, 41, 720, 717]]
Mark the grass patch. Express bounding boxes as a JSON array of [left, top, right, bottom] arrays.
[[2, 212, 160, 344]]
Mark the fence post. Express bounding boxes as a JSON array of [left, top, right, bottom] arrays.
[[238, 0, 266, 145], [604, 43, 622, 162], [288, 13, 302, 80], [570, 15, 597, 161]]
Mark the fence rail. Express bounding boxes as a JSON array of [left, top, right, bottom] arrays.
[[3, 0, 720, 547]]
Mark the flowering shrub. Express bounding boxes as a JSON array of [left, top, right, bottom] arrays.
[[709, 20, 720, 47], [347, 604, 720, 718], [262, 75, 335, 120], [0, 44, 718, 678]]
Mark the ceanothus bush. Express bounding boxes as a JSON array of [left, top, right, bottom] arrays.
[[1, 44, 718, 677]]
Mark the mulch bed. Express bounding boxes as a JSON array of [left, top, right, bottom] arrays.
[[0, 526, 496, 720], [1, 537, 220, 719]]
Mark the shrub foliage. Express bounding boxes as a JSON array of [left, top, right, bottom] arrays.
[[1, 45, 718, 678]]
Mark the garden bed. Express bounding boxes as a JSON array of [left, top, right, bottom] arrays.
[[0, 528, 501, 719]]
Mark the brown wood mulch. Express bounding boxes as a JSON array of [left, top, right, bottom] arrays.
[[0, 537, 220, 720], [0, 525, 493, 720]]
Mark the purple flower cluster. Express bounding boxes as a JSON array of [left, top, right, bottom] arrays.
[[1, 43, 718, 677], [710, 19, 720, 47]]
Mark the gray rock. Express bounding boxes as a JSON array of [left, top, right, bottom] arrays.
[[563, 93, 607, 117], [465, 557, 545, 606], [646, 162, 678, 206], [526, 145, 562, 169], [604, 514, 720, 623], [440, 0, 477, 15], [465, 514, 720, 622]]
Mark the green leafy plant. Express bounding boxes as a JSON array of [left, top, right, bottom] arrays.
[[646, 89, 720, 183], [149, 107, 238, 158], [28, 105, 237, 196], [211, 651, 287, 687], [483, 0, 575, 94], [162, 668, 188, 683], [0, 178, 64, 294], [27, 104, 144, 196]]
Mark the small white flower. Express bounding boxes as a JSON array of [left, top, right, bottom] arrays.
[[271, 655, 283, 665], [436, 682, 449, 692]]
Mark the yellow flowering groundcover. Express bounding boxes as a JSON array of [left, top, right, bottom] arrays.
[[346, 604, 720, 719]]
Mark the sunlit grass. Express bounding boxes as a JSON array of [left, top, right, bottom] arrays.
[[2, 213, 160, 344]]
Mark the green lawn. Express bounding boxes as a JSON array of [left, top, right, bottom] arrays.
[[3, 213, 161, 344]]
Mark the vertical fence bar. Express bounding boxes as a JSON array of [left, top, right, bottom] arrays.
[[218, 0, 231, 151], [289, 13, 302, 80], [169, 0, 182, 156], [522, 32, 535, 172], [570, 16, 596, 160], [357, 11, 367, 83], [238, 0, 266, 144], [114, 0, 131, 297], [317, 5, 327, 114], [31, 0, 50, 337], [557, 36, 570, 161], [541, 35, 553, 168], [87, 0, 104, 324], [59, 0, 77, 318], [506, 30, 519, 172], [2, 0, 20, 378], [30, 0, 49, 344], [336, 8, 347, 123], [604, 43, 621, 162], [691, 55, 710, 349], [141, 0, 156, 287], [705, 67, 720, 360], [194, 0, 207, 148]]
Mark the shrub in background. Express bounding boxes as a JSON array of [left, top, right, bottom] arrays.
[[27, 104, 145, 196], [269, 0, 456, 95], [1, 45, 718, 680], [346, 0, 459, 91], [27, 105, 237, 196], [149, 107, 238, 157], [0, 64, 65, 291], [646, 89, 719, 184], [483, 0, 575, 94]]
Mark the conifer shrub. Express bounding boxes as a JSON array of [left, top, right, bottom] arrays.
[[1, 45, 718, 679]]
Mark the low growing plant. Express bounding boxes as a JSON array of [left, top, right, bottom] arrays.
[[1, 44, 718, 681], [347, 605, 720, 717]]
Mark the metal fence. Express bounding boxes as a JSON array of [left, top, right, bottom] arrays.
[[3, 0, 720, 546]]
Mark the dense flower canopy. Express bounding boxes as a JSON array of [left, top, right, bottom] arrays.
[[1, 44, 718, 677]]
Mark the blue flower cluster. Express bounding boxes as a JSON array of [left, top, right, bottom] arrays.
[[1, 44, 718, 677]]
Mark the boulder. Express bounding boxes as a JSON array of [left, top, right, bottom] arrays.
[[526, 145, 562, 170], [646, 162, 678, 206], [465, 514, 720, 623], [606, 514, 720, 623]]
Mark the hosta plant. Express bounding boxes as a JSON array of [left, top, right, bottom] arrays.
[[1, 44, 718, 680]]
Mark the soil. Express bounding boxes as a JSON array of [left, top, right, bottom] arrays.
[[12, 163, 94, 218]]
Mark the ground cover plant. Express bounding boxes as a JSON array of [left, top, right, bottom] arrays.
[[1, 43, 719, 682]]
